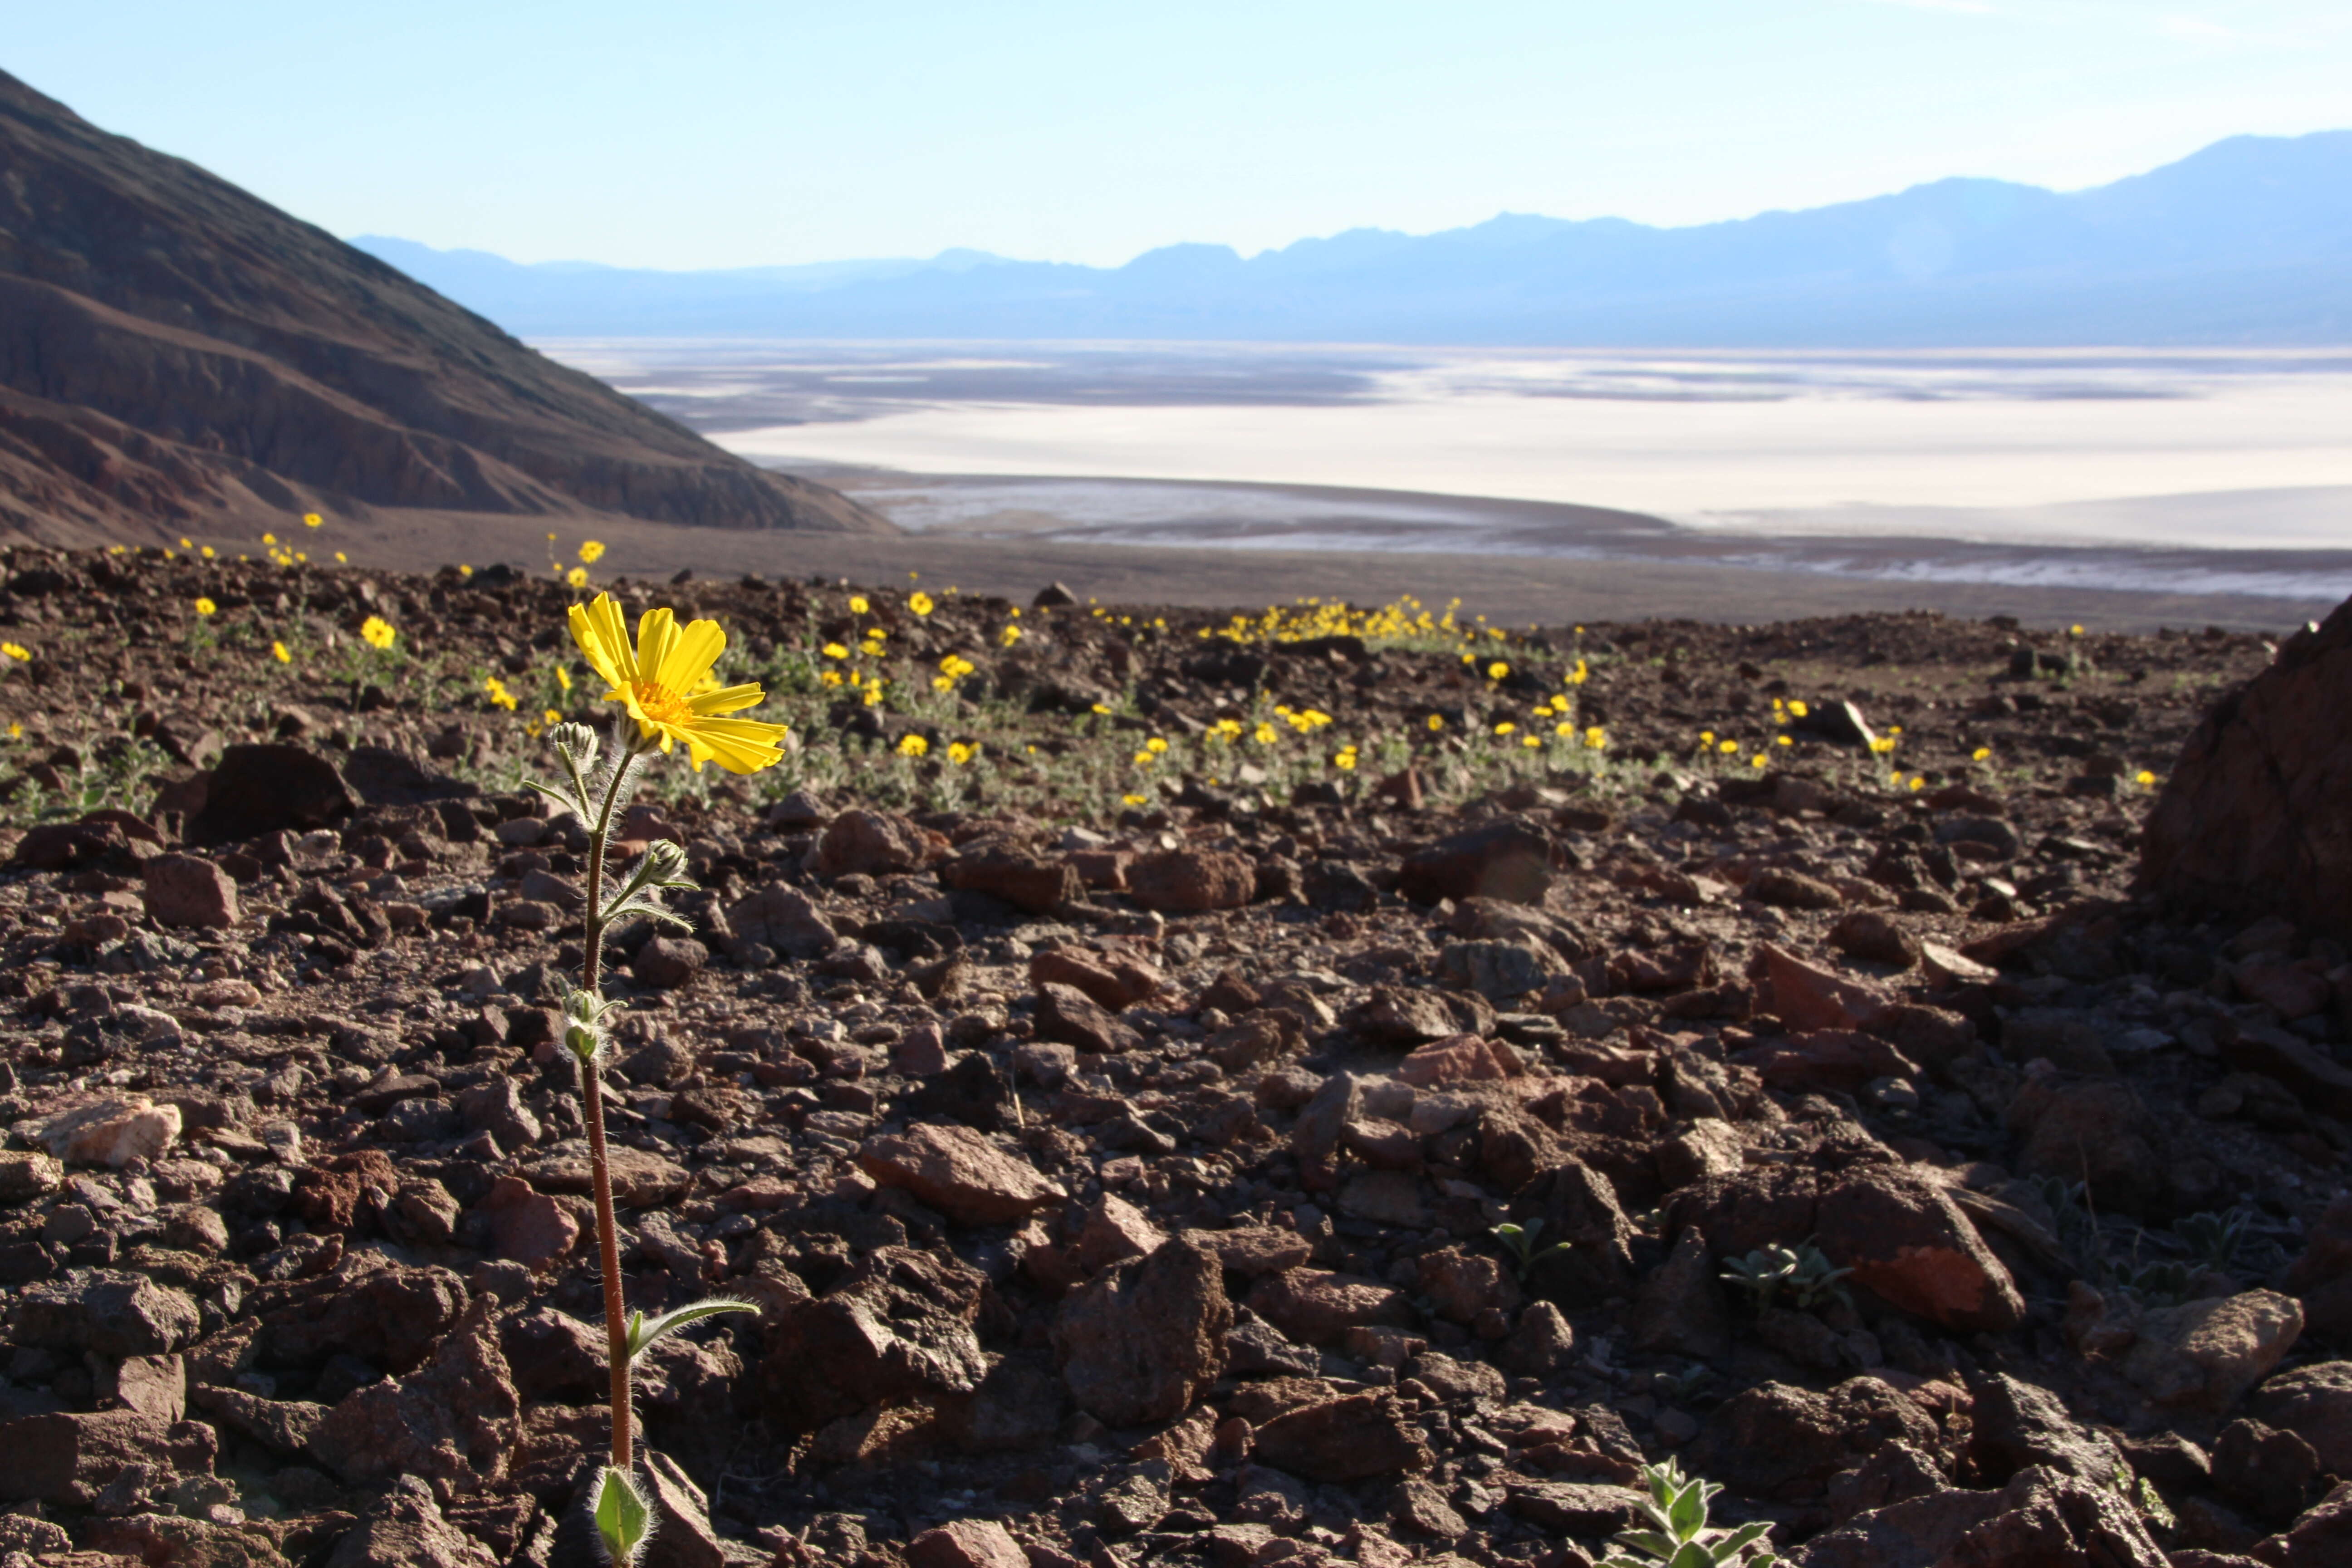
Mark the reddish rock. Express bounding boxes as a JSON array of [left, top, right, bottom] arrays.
[[1747, 943, 1889, 1031], [1752, 866, 1845, 911], [1416, 1246, 1522, 1326], [0, 1408, 215, 1505], [1345, 985, 1464, 1049], [2120, 1290, 2303, 1413], [2007, 1071, 2169, 1216], [908, 1519, 1029, 1568], [1127, 848, 1256, 912], [1814, 1163, 2025, 1334], [311, 1294, 520, 1494], [142, 852, 240, 928], [857, 1123, 1066, 1225], [1397, 818, 1553, 906], [15, 1268, 201, 1357], [1247, 1269, 1415, 1346], [1734, 1029, 1918, 1091], [1180, 1225, 1313, 1277], [724, 883, 837, 960], [185, 743, 353, 846], [522, 1143, 690, 1208], [1687, 1377, 1940, 1498], [1029, 946, 1161, 1010], [757, 1247, 990, 1433], [942, 846, 1081, 914], [1032, 980, 1144, 1054], [1799, 1464, 2167, 1568], [1253, 1392, 1431, 1482], [20, 1096, 181, 1167], [476, 1176, 579, 1270], [2286, 1196, 2352, 1340], [632, 935, 708, 990], [1054, 1239, 1231, 1427], [813, 808, 932, 878], [2251, 1362, 2352, 1475], [2143, 598, 2352, 944], [1831, 909, 1922, 969], [1070, 1194, 1166, 1274], [1396, 1033, 1522, 1088]]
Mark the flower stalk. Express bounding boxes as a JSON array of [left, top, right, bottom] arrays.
[[528, 594, 789, 1564]]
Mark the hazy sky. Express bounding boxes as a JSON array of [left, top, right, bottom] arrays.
[[11, 0, 2351, 270]]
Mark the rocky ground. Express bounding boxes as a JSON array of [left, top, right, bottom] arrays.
[[0, 541, 2349, 1568]]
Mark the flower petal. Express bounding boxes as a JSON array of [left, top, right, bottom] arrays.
[[656, 618, 726, 696], [686, 681, 766, 716], [633, 608, 679, 688], [569, 593, 634, 688], [683, 717, 790, 775]]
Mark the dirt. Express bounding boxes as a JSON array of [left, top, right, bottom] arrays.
[[0, 540, 2345, 1568]]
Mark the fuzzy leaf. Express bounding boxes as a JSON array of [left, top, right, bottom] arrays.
[[592, 1466, 649, 1565], [1668, 1480, 1707, 1539], [626, 1297, 758, 1361]]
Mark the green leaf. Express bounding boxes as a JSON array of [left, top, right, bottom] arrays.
[[1667, 1478, 1708, 1539], [592, 1466, 649, 1565], [1714, 1520, 1771, 1556], [1666, 1541, 1715, 1568], [1616, 1529, 1678, 1558], [625, 1297, 759, 1361]]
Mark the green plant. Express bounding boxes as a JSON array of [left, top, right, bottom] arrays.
[[1719, 1242, 1852, 1312], [2174, 1208, 2252, 1274], [1491, 1220, 1574, 1281], [1599, 1458, 1779, 1568]]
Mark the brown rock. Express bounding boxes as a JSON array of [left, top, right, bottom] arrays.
[[723, 883, 836, 960], [2286, 1196, 2352, 1340], [2007, 1071, 2169, 1216], [322, 1477, 501, 1568], [813, 808, 931, 878], [311, 1294, 519, 1495], [1813, 1163, 2024, 1334], [758, 1247, 990, 1433], [2120, 1290, 2303, 1413], [1753, 866, 1845, 911], [19, 1096, 181, 1167], [142, 853, 240, 928], [186, 744, 353, 846], [0, 1409, 210, 1506], [521, 1143, 690, 1207], [1416, 1246, 1522, 1326], [1735, 1029, 1918, 1091], [1127, 848, 1256, 912], [1747, 942, 1889, 1031], [1396, 1033, 1522, 1088], [1344, 985, 1464, 1049], [632, 935, 707, 989], [857, 1123, 1066, 1225], [2254, 1479, 2352, 1567], [1032, 980, 1144, 1054], [1029, 946, 1161, 1010], [15, 1268, 201, 1357], [1252, 1392, 1432, 1481], [2143, 597, 2352, 944], [908, 1519, 1030, 1568], [1054, 1239, 1231, 1426], [1502, 1481, 1647, 1537], [1630, 1227, 1732, 1360], [1831, 910, 1921, 969], [1686, 1377, 1939, 1497], [1070, 1195, 1167, 1274], [1798, 1464, 2168, 1568], [2251, 1361, 2352, 1475], [1398, 818, 1553, 906], [476, 1175, 579, 1270], [1246, 1269, 1415, 1346], [1968, 1373, 2127, 1488], [1181, 1225, 1313, 1277], [943, 846, 1082, 915]]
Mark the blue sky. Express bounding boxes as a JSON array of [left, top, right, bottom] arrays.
[[10, 0, 2351, 269]]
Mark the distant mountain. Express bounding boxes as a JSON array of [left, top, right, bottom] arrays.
[[363, 132, 2352, 345], [0, 70, 890, 545]]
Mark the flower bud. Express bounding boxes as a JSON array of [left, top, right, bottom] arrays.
[[642, 839, 690, 882], [564, 1022, 601, 1061], [549, 721, 600, 770]]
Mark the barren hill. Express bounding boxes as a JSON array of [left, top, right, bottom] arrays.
[[0, 69, 889, 544]]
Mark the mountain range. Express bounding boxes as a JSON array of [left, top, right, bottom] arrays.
[[0, 69, 887, 547], [360, 130, 2352, 345]]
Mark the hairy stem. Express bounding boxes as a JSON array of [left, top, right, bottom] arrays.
[[579, 731, 642, 1472]]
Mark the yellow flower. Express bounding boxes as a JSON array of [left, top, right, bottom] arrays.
[[1521, 734, 1541, 749], [1789, 700, 1809, 719], [1254, 723, 1279, 744], [946, 741, 977, 765], [1488, 662, 1509, 681], [360, 616, 396, 648], [578, 540, 606, 565], [304, 513, 323, 528], [194, 598, 217, 617], [1972, 746, 1991, 761], [457, 564, 471, 576], [1719, 740, 1738, 754], [2069, 623, 2083, 637], [1091, 703, 1112, 716], [1775, 735, 1792, 747], [566, 567, 589, 588], [568, 592, 788, 774], [1000, 624, 1022, 646], [484, 677, 518, 711], [1555, 722, 1575, 737], [2136, 769, 2157, 786], [1494, 722, 1516, 736], [1584, 726, 1607, 749], [271, 641, 291, 664], [262, 533, 276, 546], [898, 734, 929, 757], [200, 546, 216, 559], [334, 552, 348, 564], [0, 643, 29, 661], [822, 643, 849, 660], [1426, 714, 1444, 732], [179, 536, 192, 548], [1145, 737, 1168, 755], [1751, 755, 1767, 769], [849, 595, 869, 614], [909, 591, 935, 616], [557, 668, 573, 692]]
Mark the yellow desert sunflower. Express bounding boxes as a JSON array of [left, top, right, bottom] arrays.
[[568, 592, 787, 773]]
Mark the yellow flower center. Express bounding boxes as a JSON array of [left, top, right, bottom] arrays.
[[630, 679, 693, 725]]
